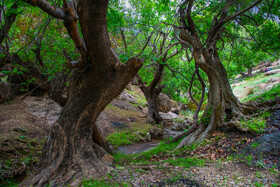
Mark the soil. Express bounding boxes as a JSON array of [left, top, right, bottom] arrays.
[[0, 93, 279, 186]]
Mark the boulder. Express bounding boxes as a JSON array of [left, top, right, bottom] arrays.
[[264, 69, 280, 76], [170, 100, 179, 108], [171, 107, 179, 114], [118, 90, 137, 104], [101, 154, 114, 166], [171, 118, 193, 131], [157, 93, 171, 113], [159, 111, 178, 120], [162, 129, 183, 139], [96, 112, 115, 137], [149, 127, 163, 139], [110, 99, 139, 112]]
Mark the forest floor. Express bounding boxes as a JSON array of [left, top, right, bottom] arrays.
[[0, 62, 280, 186]]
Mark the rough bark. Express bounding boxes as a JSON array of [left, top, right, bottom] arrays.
[[137, 63, 165, 124], [20, 0, 143, 186], [142, 86, 163, 124], [175, 47, 258, 149], [0, 3, 18, 44], [173, 0, 262, 149]]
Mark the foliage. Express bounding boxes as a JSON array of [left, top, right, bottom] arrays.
[[114, 139, 205, 167], [107, 125, 150, 148], [240, 115, 267, 133]]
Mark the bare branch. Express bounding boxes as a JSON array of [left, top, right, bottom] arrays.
[[0, 2, 18, 44], [136, 22, 163, 57], [23, 0, 66, 19], [223, 0, 263, 24]]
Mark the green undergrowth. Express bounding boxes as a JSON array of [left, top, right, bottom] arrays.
[[0, 135, 44, 186], [244, 84, 280, 102], [82, 179, 129, 187], [105, 104, 142, 119], [114, 140, 206, 168], [126, 89, 147, 107], [106, 123, 152, 148], [240, 112, 269, 133], [232, 72, 280, 102]]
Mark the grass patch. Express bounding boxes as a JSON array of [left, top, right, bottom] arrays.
[[239, 110, 271, 133], [105, 104, 142, 119], [114, 140, 205, 169], [126, 89, 147, 107], [232, 72, 280, 101], [106, 123, 152, 148], [227, 154, 253, 166], [82, 178, 130, 187], [0, 135, 44, 186], [244, 84, 280, 102], [160, 157, 205, 168]]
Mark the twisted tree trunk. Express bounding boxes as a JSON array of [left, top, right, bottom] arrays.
[[21, 0, 143, 186], [176, 48, 257, 149], [137, 63, 165, 124], [174, 0, 262, 149]]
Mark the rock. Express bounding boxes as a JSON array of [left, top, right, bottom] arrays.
[[159, 112, 178, 120], [128, 117, 136, 122], [110, 99, 139, 112], [264, 69, 280, 76], [125, 84, 132, 91], [268, 77, 280, 83], [170, 100, 179, 108], [171, 107, 179, 114], [149, 127, 163, 139], [157, 93, 171, 113], [180, 104, 189, 111], [110, 121, 127, 129], [131, 76, 139, 85], [118, 90, 137, 104], [171, 118, 192, 131], [162, 129, 183, 139], [23, 96, 61, 125], [96, 112, 115, 137], [142, 107, 148, 114], [101, 154, 114, 166]]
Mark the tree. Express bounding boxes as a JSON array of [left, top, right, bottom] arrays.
[[172, 0, 267, 149], [137, 31, 180, 124], [20, 0, 143, 186]]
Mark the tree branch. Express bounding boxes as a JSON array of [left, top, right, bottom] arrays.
[[23, 0, 66, 19], [0, 2, 18, 44]]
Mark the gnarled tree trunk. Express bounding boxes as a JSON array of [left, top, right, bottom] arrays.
[[137, 63, 165, 124], [140, 85, 163, 124], [21, 0, 143, 186], [176, 48, 257, 149], [174, 0, 262, 149]]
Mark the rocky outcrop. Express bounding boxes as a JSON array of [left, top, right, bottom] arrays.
[[162, 129, 184, 139], [118, 90, 137, 104], [171, 118, 192, 131], [264, 69, 280, 76], [110, 99, 139, 112], [157, 93, 171, 113], [159, 111, 178, 120]]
